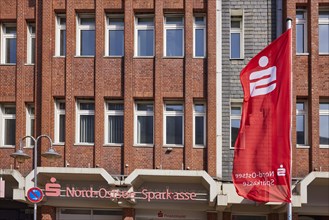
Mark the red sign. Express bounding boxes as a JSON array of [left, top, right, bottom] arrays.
[[27, 187, 44, 203], [233, 29, 291, 203]]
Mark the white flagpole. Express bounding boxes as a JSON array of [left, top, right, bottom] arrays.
[[286, 17, 293, 220]]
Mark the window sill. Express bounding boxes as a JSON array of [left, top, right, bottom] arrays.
[[134, 144, 154, 148], [296, 145, 310, 149], [193, 56, 206, 59], [296, 53, 309, 56], [319, 145, 329, 149], [163, 145, 184, 148], [104, 55, 124, 58], [163, 56, 184, 59], [229, 58, 244, 60], [103, 144, 123, 147], [74, 143, 94, 146], [193, 145, 206, 149], [25, 63, 35, 66], [53, 55, 66, 58], [53, 143, 65, 146], [133, 56, 155, 59], [74, 56, 95, 58], [319, 53, 329, 56], [0, 63, 16, 66], [0, 146, 15, 149]]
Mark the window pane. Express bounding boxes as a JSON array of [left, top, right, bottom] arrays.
[[108, 103, 124, 111], [59, 102, 65, 110], [231, 107, 241, 115], [195, 116, 204, 145], [59, 17, 66, 25], [31, 38, 35, 63], [109, 30, 124, 56], [231, 20, 240, 28], [195, 29, 205, 57], [319, 24, 329, 53], [231, 119, 240, 147], [59, 115, 65, 142], [81, 30, 95, 55], [5, 119, 16, 145], [80, 17, 94, 25], [137, 116, 153, 144], [296, 115, 305, 145], [231, 33, 241, 58], [109, 17, 124, 26], [5, 26, 16, 34], [6, 38, 17, 63], [137, 30, 154, 56], [296, 11, 305, 19], [80, 115, 94, 143], [296, 102, 304, 111], [166, 116, 183, 145], [319, 11, 329, 19], [194, 104, 205, 113], [166, 104, 183, 112], [137, 17, 154, 26], [4, 107, 16, 114], [109, 115, 123, 143], [137, 103, 153, 111], [166, 17, 183, 25], [320, 103, 329, 110], [195, 17, 205, 25], [80, 103, 95, 110], [320, 115, 329, 145], [60, 30, 66, 56], [296, 24, 305, 53], [166, 29, 183, 56]]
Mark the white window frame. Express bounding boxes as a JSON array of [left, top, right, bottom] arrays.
[[319, 101, 329, 148], [76, 14, 95, 56], [296, 8, 308, 54], [105, 14, 124, 57], [25, 104, 35, 148], [230, 10, 244, 59], [134, 15, 155, 57], [0, 23, 17, 64], [27, 23, 35, 64], [319, 7, 329, 55], [193, 103, 206, 147], [164, 14, 184, 57], [230, 103, 242, 149], [134, 101, 154, 146], [104, 101, 124, 146], [296, 100, 308, 147], [163, 102, 184, 147], [0, 104, 16, 147], [75, 100, 95, 145], [55, 14, 66, 56], [193, 15, 206, 58], [54, 100, 65, 144]]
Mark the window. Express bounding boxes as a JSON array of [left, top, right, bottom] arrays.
[[230, 104, 242, 148], [26, 105, 35, 147], [105, 101, 124, 145], [0, 104, 16, 146], [106, 15, 124, 56], [55, 15, 66, 56], [296, 8, 308, 54], [164, 15, 184, 57], [76, 14, 95, 56], [230, 12, 243, 59], [193, 103, 206, 146], [164, 103, 184, 146], [76, 100, 94, 144], [55, 100, 65, 144], [135, 102, 153, 145], [135, 16, 154, 57], [27, 23, 35, 64], [1, 23, 17, 64], [193, 16, 206, 58], [319, 102, 329, 147], [296, 101, 308, 146], [319, 8, 329, 54]]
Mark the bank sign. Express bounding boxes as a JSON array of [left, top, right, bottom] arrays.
[[37, 177, 207, 202]]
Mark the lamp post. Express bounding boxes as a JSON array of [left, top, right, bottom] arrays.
[[10, 135, 61, 220]]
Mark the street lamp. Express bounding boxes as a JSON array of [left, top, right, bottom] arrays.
[[10, 135, 61, 220]]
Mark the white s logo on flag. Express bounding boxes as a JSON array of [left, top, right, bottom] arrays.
[[249, 56, 277, 97]]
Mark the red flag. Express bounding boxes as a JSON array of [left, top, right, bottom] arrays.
[[232, 29, 291, 203]]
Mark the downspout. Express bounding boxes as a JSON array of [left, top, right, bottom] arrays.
[[216, 0, 223, 178]]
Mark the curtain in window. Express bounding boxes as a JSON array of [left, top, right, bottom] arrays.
[[166, 29, 183, 56], [195, 116, 204, 145], [166, 116, 183, 145], [108, 115, 123, 143], [80, 115, 94, 143], [5, 119, 16, 145], [59, 115, 66, 142], [137, 116, 153, 144]]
